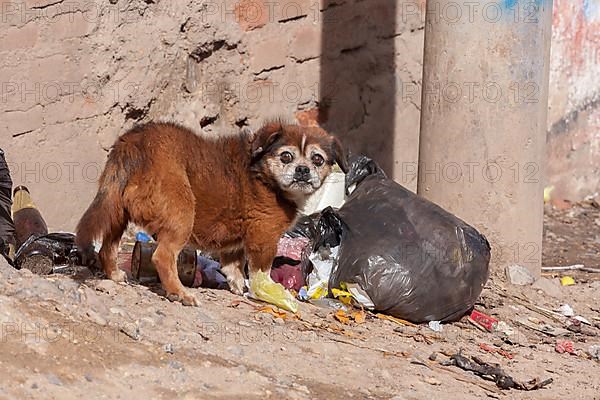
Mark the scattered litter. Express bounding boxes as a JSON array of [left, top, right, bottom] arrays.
[[197, 255, 228, 289], [309, 298, 350, 312], [555, 340, 576, 355], [306, 246, 338, 299], [270, 264, 303, 291], [331, 287, 353, 305], [428, 321, 443, 332], [301, 171, 346, 215], [478, 343, 513, 360], [469, 310, 498, 332], [345, 283, 375, 309], [249, 270, 298, 313], [297, 287, 309, 301], [256, 306, 293, 321], [495, 321, 515, 336], [556, 304, 574, 317], [542, 264, 600, 273], [573, 315, 592, 325], [444, 351, 553, 390], [542, 264, 584, 271], [164, 343, 174, 354], [560, 276, 575, 286], [135, 231, 152, 243], [543, 186, 554, 203], [276, 237, 310, 261], [333, 309, 366, 325], [505, 264, 536, 286]]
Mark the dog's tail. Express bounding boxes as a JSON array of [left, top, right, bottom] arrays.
[[76, 137, 142, 250]]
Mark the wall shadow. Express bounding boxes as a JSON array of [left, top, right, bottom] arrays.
[[319, 0, 397, 175]]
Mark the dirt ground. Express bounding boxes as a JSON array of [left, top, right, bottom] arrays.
[[0, 201, 599, 400]]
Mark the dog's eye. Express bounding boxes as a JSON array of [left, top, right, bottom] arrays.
[[280, 151, 294, 164], [312, 154, 324, 167]]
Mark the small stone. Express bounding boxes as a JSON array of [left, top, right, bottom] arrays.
[[588, 345, 600, 361], [31, 383, 38, 389], [95, 280, 117, 295], [109, 307, 126, 316], [531, 278, 562, 298], [505, 264, 536, 286], [164, 343, 174, 354], [84, 373, 93, 382], [86, 310, 107, 326], [47, 374, 63, 386], [168, 360, 184, 370]]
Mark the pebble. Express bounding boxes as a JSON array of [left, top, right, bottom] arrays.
[[84, 374, 93, 382], [47, 374, 63, 386], [164, 343, 174, 354], [96, 280, 118, 295], [505, 264, 535, 286], [86, 310, 108, 326], [168, 360, 184, 370]]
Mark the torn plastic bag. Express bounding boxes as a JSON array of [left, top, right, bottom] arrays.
[[321, 155, 490, 323]]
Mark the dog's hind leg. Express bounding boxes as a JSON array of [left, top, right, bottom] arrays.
[[98, 224, 127, 282], [153, 228, 199, 306], [149, 190, 199, 306]]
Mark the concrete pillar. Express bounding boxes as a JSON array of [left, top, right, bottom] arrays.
[[417, 0, 553, 277]]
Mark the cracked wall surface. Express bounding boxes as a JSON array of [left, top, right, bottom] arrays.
[[0, 0, 598, 231]]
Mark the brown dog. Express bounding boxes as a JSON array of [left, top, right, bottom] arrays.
[[76, 121, 347, 305]]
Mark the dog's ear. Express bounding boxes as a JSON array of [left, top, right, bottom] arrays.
[[251, 122, 283, 161], [330, 136, 349, 173]]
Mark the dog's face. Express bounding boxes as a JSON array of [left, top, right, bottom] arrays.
[[251, 122, 348, 202]]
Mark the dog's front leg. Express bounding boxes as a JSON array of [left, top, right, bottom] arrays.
[[245, 236, 277, 282], [220, 248, 246, 295]]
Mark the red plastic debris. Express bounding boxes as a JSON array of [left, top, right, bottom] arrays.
[[271, 264, 304, 291], [469, 310, 498, 332], [479, 343, 514, 359], [555, 340, 576, 355]]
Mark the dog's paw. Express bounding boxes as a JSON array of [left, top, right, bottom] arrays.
[[167, 290, 200, 307], [107, 268, 127, 283], [228, 276, 246, 296]]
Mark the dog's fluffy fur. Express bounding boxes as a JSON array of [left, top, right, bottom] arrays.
[[76, 121, 347, 305]]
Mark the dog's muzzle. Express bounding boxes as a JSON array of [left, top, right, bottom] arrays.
[[293, 165, 311, 183]]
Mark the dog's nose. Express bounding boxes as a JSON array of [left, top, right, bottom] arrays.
[[295, 165, 310, 175], [294, 165, 311, 181]]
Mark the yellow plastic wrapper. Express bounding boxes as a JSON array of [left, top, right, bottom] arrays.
[[250, 271, 299, 313], [560, 276, 575, 286], [331, 288, 353, 305]]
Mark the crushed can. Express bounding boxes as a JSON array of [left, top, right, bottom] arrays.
[[469, 310, 498, 332], [12, 186, 48, 247], [131, 241, 197, 287]]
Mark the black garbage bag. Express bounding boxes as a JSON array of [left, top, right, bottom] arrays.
[[0, 149, 15, 261], [321, 155, 491, 323]]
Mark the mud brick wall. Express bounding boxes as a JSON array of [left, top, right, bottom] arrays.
[[0, 0, 598, 231], [0, 0, 424, 231]]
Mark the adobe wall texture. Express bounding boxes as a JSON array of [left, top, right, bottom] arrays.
[[0, 0, 598, 231]]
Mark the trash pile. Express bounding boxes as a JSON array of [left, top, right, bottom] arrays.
[[270, 155, 491, 323]]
